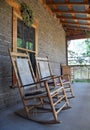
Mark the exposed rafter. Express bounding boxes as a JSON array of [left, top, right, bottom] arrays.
[[46, 2, 89, 6], [65, 27, 90, 31], [58, 16, 90, 21], [42, 0, 90, 40], [62, 22, 89, 26], [52, 9, 90, 14]]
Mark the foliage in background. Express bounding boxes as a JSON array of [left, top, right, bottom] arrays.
[[68, 38, 90, 65], [84, 39, 90, 57], [68, 50, 85, 65], [73, 79, 90, 82]]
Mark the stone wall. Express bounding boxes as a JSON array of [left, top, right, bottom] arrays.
[[0, 0, 20, 110], [0, 0, 66, 109]]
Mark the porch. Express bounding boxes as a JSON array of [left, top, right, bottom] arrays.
[[1, 0, 90, 129], [1, 82, 90, 130], [69, 65, 90, 82]]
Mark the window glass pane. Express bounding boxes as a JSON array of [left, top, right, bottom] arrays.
[[29, 27, 35, 51], [17, 38, 23, 47], [17, 19, 36, 73], [17, 19, 35, 51], [26, 41, 33, 50]]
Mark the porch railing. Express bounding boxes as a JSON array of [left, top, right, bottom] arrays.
[[69, 65, 90, 81]]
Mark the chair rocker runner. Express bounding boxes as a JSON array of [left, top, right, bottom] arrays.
[[36, 57, 74, 99], [9, 50, 70, 124]]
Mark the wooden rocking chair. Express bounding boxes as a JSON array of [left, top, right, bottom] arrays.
[[36, 57, 74, 99], [9, 50, 70, 124]]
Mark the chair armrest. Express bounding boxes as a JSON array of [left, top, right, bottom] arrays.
[[21, 79, 47, 87], [22, 75, 61, 88], [40, 75, 56, 80]]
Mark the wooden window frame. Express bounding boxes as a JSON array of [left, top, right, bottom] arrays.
[[6, 0, 38, 54], [12, 8, 38, 54], [13, 9, 38, 85], [12, 7, 38, 85]]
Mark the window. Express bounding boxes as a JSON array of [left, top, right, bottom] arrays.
[[17, 19, 35, 51], [12, 7, 38, 86], [17, 19, 36, 72]]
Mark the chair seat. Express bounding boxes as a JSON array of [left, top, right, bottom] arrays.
[[50, 86, 63, 95], [25, 90, 45, 96], [62, 81, 71, 84], [24, 86, 63, 99], [24, 89, 47, 99]]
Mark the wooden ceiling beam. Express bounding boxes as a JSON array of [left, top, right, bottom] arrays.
[[66, 33, 86, 38], [66, 34, 90, 40], [52, 9, 89, 14], [66, 32, 87, 36], [84, 0, 90, 28], [62, 21, 89, 25], [64, 26, 90, 30], [63, 0, 73, 30], [64, 27, 84, 31], [58, 16, 90, 21], [66, 28, 86, 33], [64, 0, 90, 39], [45, 0, 90, 40], [46, 2, 89, 6], [67, 31, 85, 34], [62, 21, 88, 28]]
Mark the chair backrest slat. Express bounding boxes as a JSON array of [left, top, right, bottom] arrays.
[[9, 49, 36, 88], [36, 57, 52, 79], [16, 58, 34, 86], [38, 61, 50, 78]]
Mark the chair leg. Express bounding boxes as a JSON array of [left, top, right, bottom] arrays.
[[69, 83, 74, 97], [18, 87, 31, 118], [44, 81, 59, 122], [62, 86, 70, 107], [23, 100, 31, 118], [59, 77, 70, 105]]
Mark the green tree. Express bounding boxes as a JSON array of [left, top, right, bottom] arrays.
[[84, 39, 90, 57], [68, 46, 86, 65]]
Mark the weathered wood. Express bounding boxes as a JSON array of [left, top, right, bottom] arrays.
[[36, 56, 74, 99], [52, 9, 89, 14], [43, 0, 90, 39], [60, 17, 90, 21], [46, 2, 89, 6], [9, 50, 70, 123], [17, 47, 36, 54]]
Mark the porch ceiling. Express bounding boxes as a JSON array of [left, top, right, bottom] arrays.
[[43, 0, 90, 40]]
